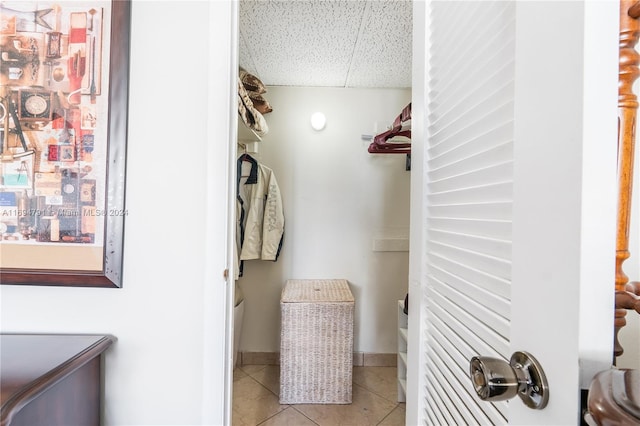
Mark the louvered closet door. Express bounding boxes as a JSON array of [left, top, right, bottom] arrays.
[[424, 1, 515, 424], [414, 1, 620, 425]]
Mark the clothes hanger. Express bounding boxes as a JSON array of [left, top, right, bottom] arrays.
[[238, 153, 257, 179], [368, 103, 412, 154]]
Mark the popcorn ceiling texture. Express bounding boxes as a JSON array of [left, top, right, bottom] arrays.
[[239, 0, 412, 88]]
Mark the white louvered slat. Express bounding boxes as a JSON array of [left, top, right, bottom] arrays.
[[431, 275, 509, 339], [428, 161, 513, 194], [429, 253, 510, 300], [429, 102, 514, 153], [428, 241, 510, 280], [425, 398, 443, 426], [426, 371, 459, 425], [429, 325, 508, 423], [429, 229, 511, 261], [430, 282, 509, 355], [428, 201, 511, 221], [423, 1, 515, 424], [427, 123, 513, 171], [431, 3, 511, 95], [431, 265, 510, 319], [426, 365, 482, 425], [428, 182, 512, 211], [428, 217, 511, 240], [428, 341, 506, 423], [428, 141, 513, 182], [432, 66, 515, 129], [429, 296, 505, 362]]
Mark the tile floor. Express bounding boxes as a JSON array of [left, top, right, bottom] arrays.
[[232, 365, 406, 425]]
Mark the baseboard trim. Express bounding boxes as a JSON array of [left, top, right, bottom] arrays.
[[239, 351, 397, 367]]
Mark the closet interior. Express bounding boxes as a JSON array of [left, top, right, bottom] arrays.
[[232, 1, 414, 422]]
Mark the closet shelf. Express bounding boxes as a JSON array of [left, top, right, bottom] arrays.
[[238, 120, 262, 143], [399, 327, 408, 341], [399, 378, 407, 395], [398, 299, 408, 402]]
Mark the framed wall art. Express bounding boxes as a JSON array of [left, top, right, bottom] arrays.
[[0, 1, 130, 287]]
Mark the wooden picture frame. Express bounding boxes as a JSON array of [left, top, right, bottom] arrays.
[[0, 1, 131, 288]]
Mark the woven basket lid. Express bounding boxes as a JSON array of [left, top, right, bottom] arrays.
[[282, 279, 354, 303]]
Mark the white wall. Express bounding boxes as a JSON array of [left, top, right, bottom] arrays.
[[0, 2, 233, 425], [238, 86, 411, 354]]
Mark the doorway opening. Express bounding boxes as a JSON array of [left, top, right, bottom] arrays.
[[228, 1, 414, 425]]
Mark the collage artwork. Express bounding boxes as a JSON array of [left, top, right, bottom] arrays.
[[0, 1, 111, 247]]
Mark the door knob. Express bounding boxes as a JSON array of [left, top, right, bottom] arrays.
[[469, 351, 549, 409]]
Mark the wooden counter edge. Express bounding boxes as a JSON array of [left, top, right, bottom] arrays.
[[0, 334, 115, 426]]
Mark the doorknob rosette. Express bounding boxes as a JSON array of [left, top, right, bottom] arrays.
[[469, 351, 549, 409]]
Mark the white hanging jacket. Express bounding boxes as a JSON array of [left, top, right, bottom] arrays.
[[235, 154, 284, 277]]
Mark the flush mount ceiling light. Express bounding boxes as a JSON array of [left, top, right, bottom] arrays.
[[310, 112, 326, 131]]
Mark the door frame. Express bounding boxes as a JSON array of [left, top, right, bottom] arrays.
[[405, 1, 427, 425], [213, 1, 239, 424]]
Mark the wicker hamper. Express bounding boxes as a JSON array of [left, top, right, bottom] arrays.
[[279, 279, 355, 404]]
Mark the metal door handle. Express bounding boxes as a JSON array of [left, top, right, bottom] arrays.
[[469, 351, 549, 409]]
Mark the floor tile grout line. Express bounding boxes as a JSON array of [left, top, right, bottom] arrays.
[[254, 406, 294, 426], [352, 380, 399, 404], [291, 406, 321, 426], [253, 379, 393, 426], [375, 403, 402, 426], [235, 366, 403, 426], [250, 378, 321, 426], [247, 370, 282, 401], [247, 373, 288, 424]]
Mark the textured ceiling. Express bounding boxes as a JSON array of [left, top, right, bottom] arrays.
[[239, 0, 413, 88]]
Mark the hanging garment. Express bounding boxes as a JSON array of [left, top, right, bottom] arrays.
[[235, 154, 284, 278]]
